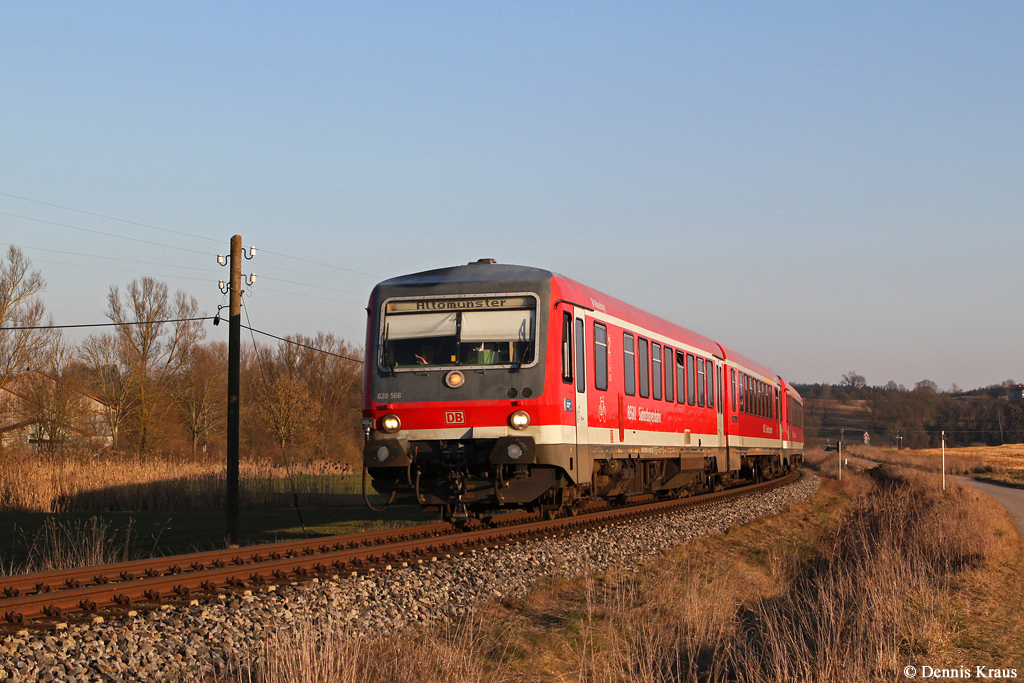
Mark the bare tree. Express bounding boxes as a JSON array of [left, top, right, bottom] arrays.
[[18, 336, 90, 455], [0, 246, 49, 390], [104, 278, 205, 454], [841, 371, 866, 390], [175, 342, 226, 455], [250, 374, 316, 450], [79, 333, 133, 450]]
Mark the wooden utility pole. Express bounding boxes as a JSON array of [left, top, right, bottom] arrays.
[[226, 234, 242, 546]]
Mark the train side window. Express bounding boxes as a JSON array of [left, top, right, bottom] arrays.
[[664, 346, 674, 402], [697, 357, 706, 407], [743, 374, 749, 414], [594, 323, 608, 391], [676, 351, 686, 404], [623, 333, 635, 396], [575, 318, 586, 394], [731, 368, 737, 412], [561, 312, 573, 384], [707, 360, 714, 409], [652, 343, 663, 400], [686, 353, 696, 405], [638, 338, 650, 398], [757, 381, 763, 417]]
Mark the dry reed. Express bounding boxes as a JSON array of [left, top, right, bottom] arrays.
[[0, 451, 360, 513]]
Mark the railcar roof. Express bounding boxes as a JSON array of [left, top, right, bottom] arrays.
[[716, 344, 779, 383], [376, 262, 554, 289]]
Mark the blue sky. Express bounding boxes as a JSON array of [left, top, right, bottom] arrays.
[[1, 2, 1021, 389]]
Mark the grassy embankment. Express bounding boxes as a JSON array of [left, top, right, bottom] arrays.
[[0, 452, 431, 574], [243, 450, 1024, 682]]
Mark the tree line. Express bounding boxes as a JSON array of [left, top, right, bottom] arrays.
[[794, 371, 1024, 449], [0, 246, 364, 463]]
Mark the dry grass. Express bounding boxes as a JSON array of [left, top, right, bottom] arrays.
[[845, 443, 1024, 488], [237, 465, 1024, 682], [0, 451, 360, 513], [2, 516, 140, 575]]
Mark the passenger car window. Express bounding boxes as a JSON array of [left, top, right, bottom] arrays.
[[561, 312, 573, 384], [707, 360, 714, 409], [638, 338, 650, 398], [594, 323, 608, 391], [652, 343, 662, 400], [664, 346, 674, 402], [676, 351, 686, 404], [623, 333, 635, 396], [686, 353, 696, 406], [575, 318, 586, 394], [697, 357, 706, 407]]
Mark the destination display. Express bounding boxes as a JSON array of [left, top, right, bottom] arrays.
[[386, 296, 535, 313]]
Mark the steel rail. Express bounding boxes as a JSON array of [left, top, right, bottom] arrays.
[[0, 472, 798, 624]]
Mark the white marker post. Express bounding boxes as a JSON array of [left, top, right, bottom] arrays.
[[941, 430, 946, 491], [838, 429, 843, 481]]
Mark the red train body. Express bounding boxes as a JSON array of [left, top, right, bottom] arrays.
[[362, 261, 803, 519]]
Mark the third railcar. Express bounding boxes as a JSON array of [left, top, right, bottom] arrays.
[[362, 260, 803, 520]]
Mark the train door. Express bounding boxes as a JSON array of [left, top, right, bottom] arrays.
[[714, 361, 725, 447], [572, 308, 589, 482]]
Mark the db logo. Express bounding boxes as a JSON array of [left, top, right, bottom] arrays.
[[445, 411, 465, 425]]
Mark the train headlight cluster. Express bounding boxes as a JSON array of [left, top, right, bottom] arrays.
[[444, 370, 465, 389], [508, 410, 530, 430], [380, 414, 401, 433]]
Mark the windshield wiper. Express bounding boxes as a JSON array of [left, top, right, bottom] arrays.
[[384, 324, 397, 377]]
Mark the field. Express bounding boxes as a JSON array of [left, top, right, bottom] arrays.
[[233, 451, 1024, 682], [0, 452, 433, 574], [842, 443, 1024, 488]]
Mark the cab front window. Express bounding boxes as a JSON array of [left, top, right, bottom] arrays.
[[382, 295, 537, 369]]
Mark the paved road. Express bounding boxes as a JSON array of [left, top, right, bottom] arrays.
[[840, 454, 1024, 536]]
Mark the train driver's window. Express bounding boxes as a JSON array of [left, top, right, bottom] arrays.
[[594, 323, 608, 391], [664, 346, 674, 402], [574, 318, 586, 394], [652, 343, 663, 400], [676, 351, 686, 404], [638, 338, 650, 398], [731, 368, 737, 413], [561, 312, 573, 384], [686, 353, 696, 405], [623, 333, 636, 396], [696, 357, 705, 407], [384, 296, 536, 369]]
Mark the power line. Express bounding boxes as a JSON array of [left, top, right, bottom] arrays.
[[240, 321, 364, 363], [254, 285, 363, 306], [0, 211, 212, 256], [9, 244, 221, 276], [0, 317, 211, 331], [1, 192, 381, 282], [0, 192, 222, 244], [31, 258, 216, 284], [260, 249, 379, 279], [259, 274, 366, 297]]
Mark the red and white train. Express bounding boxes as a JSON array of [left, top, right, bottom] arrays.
[[362, 260, 803, 520]]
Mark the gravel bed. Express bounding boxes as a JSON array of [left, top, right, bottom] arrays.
[[0, 471, 819, 682]]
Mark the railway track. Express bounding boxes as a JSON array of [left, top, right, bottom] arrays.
[[0, 471, 798, 625]]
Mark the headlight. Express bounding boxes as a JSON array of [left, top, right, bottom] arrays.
[[380, 414, 401, 433], [444, 370, 465, 389], [508, 410, 530, 430]]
